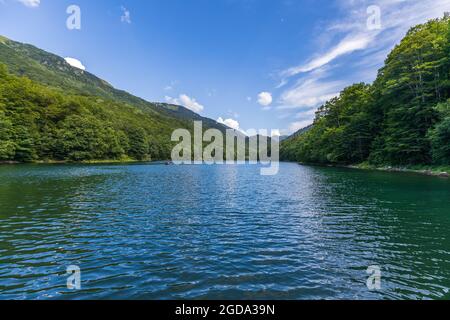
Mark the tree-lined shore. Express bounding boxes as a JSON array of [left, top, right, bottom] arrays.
[[281, 17, 450, 169]]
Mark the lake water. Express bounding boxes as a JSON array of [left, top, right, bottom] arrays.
[[0, 162, 449, 300]]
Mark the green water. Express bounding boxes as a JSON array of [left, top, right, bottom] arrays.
[[0, 163, 449, 300]]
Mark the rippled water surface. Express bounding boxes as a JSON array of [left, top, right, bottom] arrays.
[[0, 163, 449, 300]]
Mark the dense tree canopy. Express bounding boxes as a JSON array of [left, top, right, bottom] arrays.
[[281, 16, 450, 167], [0, 63, 175, 162], [428, 100, 450, 164]]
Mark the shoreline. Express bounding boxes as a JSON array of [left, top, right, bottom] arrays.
[[347, 164, 450, 178], [311, 162, 450, 178], [0, 159, 171, 166], [290, 161, 450, 178]]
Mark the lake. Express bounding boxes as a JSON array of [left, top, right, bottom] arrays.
[[0, 162, 449, 300]]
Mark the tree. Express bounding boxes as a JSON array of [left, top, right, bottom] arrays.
[[370, 17, 449, 164], [55, 115, 124, 161], [281, 16, 450, 167], [13, 125, 36, 162], [281, 83, 373, 164], [428, 100, 450, 164], [126, 127, 149, 160], [0, 111, 15, 160]]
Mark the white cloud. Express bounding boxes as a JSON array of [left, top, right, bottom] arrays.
[[64, 57, 86, 71], [165, 96, 177, 104], [121, 6, 131, 24], [282, 35, 373, 77], [217, 117, 240, 131], [165, 94, 204, 113], [277, 68, 343, 134], [179, 94, 204, 113], [257, 92, 273, 106], [271, 129, 281, 137], [217, 117, 262, 137], [280, 0, 450, 84], [17, 0, 40, 7], [279, 68, 342, 110]]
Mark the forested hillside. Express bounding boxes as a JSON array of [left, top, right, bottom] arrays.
[[0, 35, 225, 129], [0, 64, 176, 162], [281, 16, 450, 166], [0, 36, 228, 163]]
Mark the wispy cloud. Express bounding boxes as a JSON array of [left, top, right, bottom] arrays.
[[281, 34, 373, 78], [121, 6, 131, 24], [17, 0, 40, 7], [280, 68, 343, 133], [279, 67, 343, 110], [278, 0, 450, 134], [164, 80, 178, 91]]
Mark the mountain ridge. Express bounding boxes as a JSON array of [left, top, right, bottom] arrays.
[[0, 35, 228, 132], [0, 36, 237, 162]]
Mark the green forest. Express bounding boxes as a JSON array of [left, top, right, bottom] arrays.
[[281, 17, 450, 167], [0, 64, 177, 162], [0, 35, 229, 163]]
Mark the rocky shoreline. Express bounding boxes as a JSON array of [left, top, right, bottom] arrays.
[[346, 165, 450, 178]]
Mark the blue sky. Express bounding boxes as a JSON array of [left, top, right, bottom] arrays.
[[1, 0, 449, 135]]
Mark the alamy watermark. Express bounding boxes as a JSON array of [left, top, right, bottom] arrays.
[[367, 5, 382, 30], [171, 121, 280, 176], [366, 265, 382, 290], [66, 265, 81, 290], [66, 5, 81, 30]]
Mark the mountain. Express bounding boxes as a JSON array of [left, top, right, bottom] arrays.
[[0, 35, 231, 162], [0, 35, 227, 131]]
